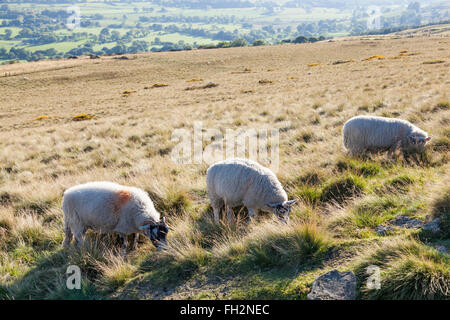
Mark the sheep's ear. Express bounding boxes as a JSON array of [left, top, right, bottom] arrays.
[[267, 202, 283, 208], [140, 220, 157, 230], [285, 199, 298, 206]]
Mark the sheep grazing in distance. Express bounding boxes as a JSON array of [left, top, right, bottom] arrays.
[[343, 115, 431, 156], [206, 158, 298, 223], [62, 181, 169, 254]]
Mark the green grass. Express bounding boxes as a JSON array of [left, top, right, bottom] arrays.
[[355, 239, 449, 300], [320, 174, 366, 204]]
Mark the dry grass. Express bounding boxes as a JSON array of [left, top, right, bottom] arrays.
[[0, 35, 449, 299]]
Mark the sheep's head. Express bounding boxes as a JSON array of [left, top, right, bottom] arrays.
[[406, 134, 431, 151], [267, 199, 298, 222], [140, 217, 169, 251]]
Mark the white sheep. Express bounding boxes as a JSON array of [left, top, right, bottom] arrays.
[[343, 115, 431, 156], [61, 181, 168, 253], [206, 158, 297, 223]]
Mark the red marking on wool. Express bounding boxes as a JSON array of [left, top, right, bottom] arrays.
[[115, 190, 131, 211]]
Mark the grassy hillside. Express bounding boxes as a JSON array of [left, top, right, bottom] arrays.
[[0, 34, 449, 299]]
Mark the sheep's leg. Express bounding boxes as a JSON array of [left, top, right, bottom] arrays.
[[248, 208, 256, 222], [132, 233, 139, 251], [226, 205, 234, 222], [388, 141, 401, 159], [211, 197, 223, 223], [62, 225, 73, 248], [74, 227, 86, 248], [119, 234, 128, 257], [213, 206, 221, 223]]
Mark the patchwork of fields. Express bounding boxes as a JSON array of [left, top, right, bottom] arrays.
[[3, 1, 447, 61], [0, 34, 449, 299]]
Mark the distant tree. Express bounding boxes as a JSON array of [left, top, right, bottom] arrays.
[[252, 39, 266, 46], [216, 41, 232, 48], [111, 30, 120, 41], [293, 35, 308, 43], [4, 29, 12, 40], [230, 38, 248, 47], [99, 28, 110, 43]]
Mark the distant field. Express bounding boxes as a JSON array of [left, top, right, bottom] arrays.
[[0, 1, 409, 61], [0, 34, 448, 300]]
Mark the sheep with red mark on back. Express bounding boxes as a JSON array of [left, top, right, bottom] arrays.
[[61, 181, 168, 254]]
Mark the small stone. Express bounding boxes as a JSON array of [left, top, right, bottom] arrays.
[[390, 215, 423, 229], [376, 225, 394, 236], [307, 270, 357, 300], [423, 218, 441, 233], [434, 245, 447, 254]]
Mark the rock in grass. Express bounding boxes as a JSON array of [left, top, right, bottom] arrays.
[[307, 270, 357, 300], [376, 224, 394, 236], [434, 244, 448, 253], [434, 245, 447, 254], [390, 215, 423, 229], [423, 218, 441, 233]]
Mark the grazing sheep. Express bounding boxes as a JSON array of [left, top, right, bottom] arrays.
[[343, 115, 431, 156], [62, 181, 168, 253], [206, 158, 297, 223]]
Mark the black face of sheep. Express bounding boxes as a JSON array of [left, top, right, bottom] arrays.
[[407, 134, 431, 152], [141, 217, 169, 251], [267, 199, 298, 222]]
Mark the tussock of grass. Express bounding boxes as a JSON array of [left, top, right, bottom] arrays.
[[355, 239, 449, 300], [432, 136, 450, 153], [96, 252, 137, 291], [0, 207, 14, 232], [430, 187, 450, 239], [146, 186, 192, 216], [383, 174, 416, 193], [320, 175, 365, 204], [298, 171, 323, 186], [13, 198, 56, 215], [336, 157, 381, 177], [329, 194, 425, 239], [432, 101, 449, 112], [293, 186, 322, 207], [219, 220, 331, 271]]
